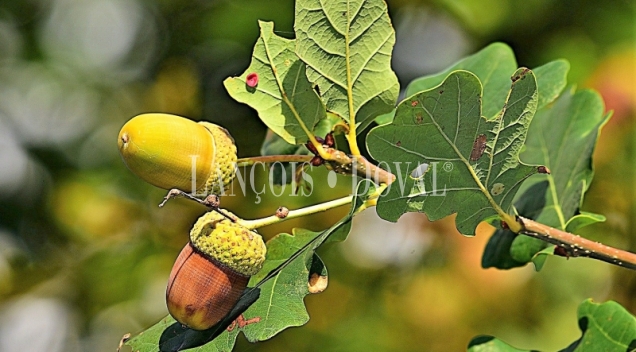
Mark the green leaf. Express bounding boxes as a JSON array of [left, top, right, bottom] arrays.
[[295, 0, 399, 131], [405, 43, 569, 119], [374, 108, 395, 125], [467, 300, 636, 352], [237, 230, 331, 344], [484, 88, 609, 269], [510, 234, 549, 264], [533, 59, 570, 108], [367, 69, 538, 235], [123, 180, 376, 352], [521, 88, 608, 229], [482, 231, 527, 269], [406, 43, 517, 119], [565, 300, 636, 352], [529, 246, 552, 271], [261, 130, 306, 158], [260, 130, 308, 185], [261, 114, 337, 159], [467, 335, 529, 352], [565, 211, 607, 233], [224, 21, 326, 145]]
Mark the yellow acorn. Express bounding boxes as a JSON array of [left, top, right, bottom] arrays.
[[117, 113, 237, 195], [166, 210, 266, 330]]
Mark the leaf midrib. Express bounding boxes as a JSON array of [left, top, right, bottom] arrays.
[[261, 27, 316, 143], [344, 0, 356, 125], [420, 76, 503, 217], [586, 309, 631, 348]]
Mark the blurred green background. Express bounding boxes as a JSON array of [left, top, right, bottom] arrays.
[[0, 0, 634, 351]]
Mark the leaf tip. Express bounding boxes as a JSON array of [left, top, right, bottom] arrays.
[[257, 19, 274, 31], [511, 67, 532, 83], [117, 333, 132, 352]]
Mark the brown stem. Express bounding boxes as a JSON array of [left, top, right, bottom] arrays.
[[158, 189, 236, 222], [518, 217, 636, 270], [324, 148, 396, 185], [236, 155, 313, 167]]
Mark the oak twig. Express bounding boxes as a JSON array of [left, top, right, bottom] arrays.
[[236, 155, 313, 167], [323, 149, 396, 186], [518, 217, 636, 270]]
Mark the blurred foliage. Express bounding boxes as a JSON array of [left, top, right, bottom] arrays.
[[0, 0, 633, 351]]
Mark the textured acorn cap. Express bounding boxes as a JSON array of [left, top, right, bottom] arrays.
[[198, 122, 237, 195], [190, 210, 266, 276]]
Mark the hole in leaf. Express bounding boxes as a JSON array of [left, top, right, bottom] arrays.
[[308, 273, 328, 293], [410, 163, 429, 179], [491, 183, 505, 196]]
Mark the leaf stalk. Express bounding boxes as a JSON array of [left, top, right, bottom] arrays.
[[240, 195, 354, 230]]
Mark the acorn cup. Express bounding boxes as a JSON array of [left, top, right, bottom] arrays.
[[166, 210, 267, 330], [117, 113, 237, 195]]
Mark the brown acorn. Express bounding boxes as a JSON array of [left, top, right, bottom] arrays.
[[166, 210, 266, 330]]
